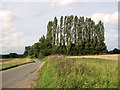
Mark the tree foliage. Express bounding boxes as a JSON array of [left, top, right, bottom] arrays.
[[25, 15, 107, 58], [108, 48, 120, 54]]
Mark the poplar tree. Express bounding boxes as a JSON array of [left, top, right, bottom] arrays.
[[73, 16, 78, 44], [53, 17, 57, 45], [60, 16, 63, 46], [63, 16, 67, 46], [47, 21, 53, 44], [28, 15, 107, 57]]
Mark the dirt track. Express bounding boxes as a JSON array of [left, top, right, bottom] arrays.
[[66, 54, 119, 60]]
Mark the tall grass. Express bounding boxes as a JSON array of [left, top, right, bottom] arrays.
[[35, 56, 118, 88]]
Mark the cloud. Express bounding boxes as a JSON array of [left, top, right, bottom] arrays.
[[91, 11, 118, 25], [0, 10, 31, 54], [49, 0, 74, 8], [91, 11, 118, 50], [56, 0, 73, 6], [0, 10, 15, 34], [105, 28, 118, 50], [49, 0, 77, 11], [1, 0, 119, 2]]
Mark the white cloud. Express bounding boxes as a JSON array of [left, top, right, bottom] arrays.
[[105, 28, 118, 50], [56, 0, 73, 6], [0, 10, 31, 54], [0, 0, 119, 2], [0, 10, 15, 34], [91, 11, 118, 25], [49, 0, 74, 8], [91, 11, 118, 50]]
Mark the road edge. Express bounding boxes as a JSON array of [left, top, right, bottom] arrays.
[[32, 61, 45, 88]]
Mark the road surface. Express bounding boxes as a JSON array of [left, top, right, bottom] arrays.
[[0, 60, 44, 88]]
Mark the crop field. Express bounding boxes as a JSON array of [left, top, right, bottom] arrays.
[[0, 58, 34, 70], [66, 54, 119, 60], [35, 55, 118, 88]]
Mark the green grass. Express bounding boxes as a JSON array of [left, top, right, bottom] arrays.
[[35, 56, 118, 88], [0, 58, 34, 70]]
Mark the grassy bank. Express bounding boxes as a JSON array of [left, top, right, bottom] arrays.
[[0, 58, 34, 70], [35, 56, 118, 88]]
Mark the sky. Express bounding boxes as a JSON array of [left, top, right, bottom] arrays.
[[0, 0, 119, 54]]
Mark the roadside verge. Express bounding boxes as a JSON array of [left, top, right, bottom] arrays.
[[1, 59, 35, 71]]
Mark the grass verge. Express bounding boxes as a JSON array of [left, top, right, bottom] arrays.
[[35, 56, 118, 88], [0, 58, 35, 71]]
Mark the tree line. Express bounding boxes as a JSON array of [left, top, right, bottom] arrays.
[[1, 53, 24, 58], [108, 48, 120, 54], [24, 15, 108, 58]]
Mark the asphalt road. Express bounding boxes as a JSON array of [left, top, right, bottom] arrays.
[[0, 60, 44, 88]]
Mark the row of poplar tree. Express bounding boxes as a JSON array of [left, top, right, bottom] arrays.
[[24, 15, 107, 58]]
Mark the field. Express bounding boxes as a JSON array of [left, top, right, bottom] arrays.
[[0, 58, 34, 70], [35, 55, 118, 88], [66, 54, 119, 60]]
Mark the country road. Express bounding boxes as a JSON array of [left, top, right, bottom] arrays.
[[0, 60, 44, 88]]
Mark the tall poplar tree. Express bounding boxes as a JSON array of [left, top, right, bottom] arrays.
[[63, 16, 67, 46], [47, 21, 53, 44], [53, 17, 57, 45], [28, 15, 108, 58], [73, 16, 78, 44], [60, 16, 63, 46]]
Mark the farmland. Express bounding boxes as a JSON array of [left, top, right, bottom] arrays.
[[66, 54, 119, 60], [0, 58, 34, 70], [35, 55, 118, 88]]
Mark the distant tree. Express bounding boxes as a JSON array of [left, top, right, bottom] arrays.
[[1, 54, 10, 58], [109, 48, 120, 54], [28, 46, 34, 57], [9, 53, 18, 58], [24, 46, 31, 56], [32, 42, 40, 58]]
